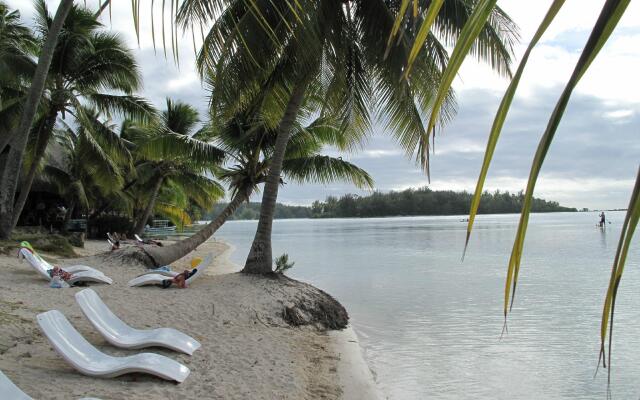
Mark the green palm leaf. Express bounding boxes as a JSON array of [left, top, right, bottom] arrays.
[[424, 0, 499, 137], [464, 0, 566, 256], [599, 168, 639, 380], [502, 0, 630, 322], [282, 155, 374, 189], [136, 130, 226, 164]]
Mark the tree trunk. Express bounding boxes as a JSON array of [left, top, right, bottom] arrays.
[[62, 199, 76, 234], [11, 109, 58, 228], [95, 0, 111, 17], [132, 175, 164, 236], [242, 83, 307, 274], [0, 0, 74, 237], [143, 192, 248, 267], [0, 146, 21, 239]]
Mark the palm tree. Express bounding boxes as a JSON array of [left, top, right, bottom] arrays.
[[0, 1, 36, 146], [43, 118, 126, 232], [140, 102, 374, 267], [0, 1, 39, 239], [176, 0, 518, 273], [8, 0, 155, 232], [0, 0, 75, 240], [123, 99, 225, 237]]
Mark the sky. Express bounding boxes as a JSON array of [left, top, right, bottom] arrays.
[[7, 0, 640, 209]]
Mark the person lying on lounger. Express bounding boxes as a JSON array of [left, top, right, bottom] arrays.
[[134, 234, 163, 246]]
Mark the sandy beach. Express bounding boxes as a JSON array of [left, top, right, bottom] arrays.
[[0, 238, 379, 399]]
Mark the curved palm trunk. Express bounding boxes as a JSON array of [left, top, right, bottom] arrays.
[[95, 0, 111, 17], [143, 192, 247, 267], [0, 146, 21, 239], [0, 0, 74, 238], [132, 175, 164, 236], [11, 110, 58, 228], [243, 83, 306, 274]]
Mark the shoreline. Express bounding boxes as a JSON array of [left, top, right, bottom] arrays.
[[0, 238, 380, 399], [172, 235, 383, 399], [197, 237, 382, 399], [205, 237, 382, 399]]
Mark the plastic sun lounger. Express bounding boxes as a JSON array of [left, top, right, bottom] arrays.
[[18, 249, 113, 285], [20, 244, 98, 274], [127, 254, 213, 288], [18, 247, 101, 275], [75, 289, 201, 355], [134, 256, 205, 278], [0, 371, 101, 400], [135, 269, 179, 278], [36, 310, 190, 383], [0, 370, 31, 400]]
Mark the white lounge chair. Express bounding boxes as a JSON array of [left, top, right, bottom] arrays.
[[0, 370, 31, 400], [20, 245, 98, 274], [128, 254, 212, 288], [18, 249, 113, 285], [135, 268, 179, 278], [1, 370, 102, 400], [18, 248, 109, 276], [36, 310, 190, 383], [75, 289, 201, 355]]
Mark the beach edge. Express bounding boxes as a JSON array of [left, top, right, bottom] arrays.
[[330, 326, 383, 400], [210, 237, 382, 399]]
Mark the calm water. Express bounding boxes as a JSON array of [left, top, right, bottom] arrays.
[[215, 212, 640, 399]]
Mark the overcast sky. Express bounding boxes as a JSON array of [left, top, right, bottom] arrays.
[[8, 0, 640, 209]]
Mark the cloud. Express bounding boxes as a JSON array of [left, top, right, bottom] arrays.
[[6, 0, 639, 210], [278, 87, 639, 209]]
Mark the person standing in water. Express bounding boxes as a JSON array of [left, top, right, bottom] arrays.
[[599, 212, 606, 227]]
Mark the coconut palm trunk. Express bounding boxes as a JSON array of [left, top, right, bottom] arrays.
[[132, 175, 165, 236], [0, 0, 74, 154], [95, 0, 110, 17], [11, 109, 59, 228], [143, 191, 248, 267], [0, 146, 21, 239], [0, 0, 74, 239], [243, 83, 306, 274]]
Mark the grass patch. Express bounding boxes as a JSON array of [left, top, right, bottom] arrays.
[[0, 233, 77, 257]]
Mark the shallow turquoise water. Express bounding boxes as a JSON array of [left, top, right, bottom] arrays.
[[216, 212, 640, 399]]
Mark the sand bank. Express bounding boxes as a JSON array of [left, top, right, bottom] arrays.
[[0, 238, 379, 399]]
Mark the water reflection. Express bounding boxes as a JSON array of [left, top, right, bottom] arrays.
[[216, 212, 640, 399]]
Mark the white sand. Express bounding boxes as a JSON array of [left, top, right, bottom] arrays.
[[0, 238, 380, 399], [330, 327, 383, 400]]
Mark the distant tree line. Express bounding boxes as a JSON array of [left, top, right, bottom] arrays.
[[206, 187, 575, 220], [205, 202, 313, 220], [311, 188, 575, 218]]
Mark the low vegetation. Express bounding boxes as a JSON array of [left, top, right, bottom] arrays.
[[274, 254, 295, 274], [207, 188, 575, 220], [0, 230, 76, 257]]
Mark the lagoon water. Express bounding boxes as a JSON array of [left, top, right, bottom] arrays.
[[216, 211, 640, 399]]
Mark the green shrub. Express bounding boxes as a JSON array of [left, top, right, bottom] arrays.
[[0, 234, 77, 257], [274, 254, 295, 274]]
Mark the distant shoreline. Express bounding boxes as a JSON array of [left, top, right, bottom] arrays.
[[200, 209, 587, 223], [206, 188, 576, 221]]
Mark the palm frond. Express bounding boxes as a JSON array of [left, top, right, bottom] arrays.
[[464, 0, 566, 256], [501, 0, 630, 323], [282, 155, 374, 189]]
